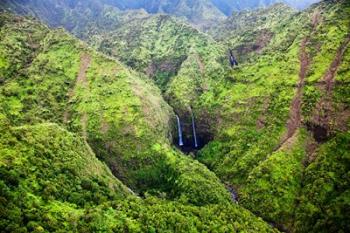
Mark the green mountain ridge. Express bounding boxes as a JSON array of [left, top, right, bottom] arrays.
[[0, 12, 233, 204], [197, 1, 350, 231], [1, 122, 276, 232], [211, 0, 319, 14], [78, 12, 229, 145], [208, 3, 297, 60], [0, 0, 320, 32], [0, 12, 278, 232], [1, 0, 350, 232], [0, 0, 226, 31]]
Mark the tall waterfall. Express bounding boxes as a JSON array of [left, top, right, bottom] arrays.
[[175, 115, 184, 146], [191, 112, 198, 148]]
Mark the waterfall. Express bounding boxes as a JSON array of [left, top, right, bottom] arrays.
[[175, 115, 184, 146], [191, 112, 198, 148]]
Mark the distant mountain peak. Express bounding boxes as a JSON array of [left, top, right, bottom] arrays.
[[212, 0, 320, 15], [0, 0, 320, 30]]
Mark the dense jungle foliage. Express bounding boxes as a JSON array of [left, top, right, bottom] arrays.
[[0, 0, 349, 232]]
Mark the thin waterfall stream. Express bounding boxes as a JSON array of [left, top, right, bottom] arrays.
[[175, 115, 184, 146], [174, 111, 211, 152], [191, 112, 198, 148]]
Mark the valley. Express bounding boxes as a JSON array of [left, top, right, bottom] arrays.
[[0, 0, 349, 232]]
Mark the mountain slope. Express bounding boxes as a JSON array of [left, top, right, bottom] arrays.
[[0, 0, 257, 149], [208, 3, 296, 61], [85, 13, 228, 147], [0, 0, 320, 31], [0, 0, 226, 30], [117, 0, 227, 28], [0, 0, 150, 37], [0, 12, 232, 206], [1, 0, 349, 232], [0, 121, 277, 232], [196, 0, 350, 231], [212, 0, 319, 15], [0, 12, 280, 232]]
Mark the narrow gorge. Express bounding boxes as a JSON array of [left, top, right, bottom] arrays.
[[0, 0, 349, 232]]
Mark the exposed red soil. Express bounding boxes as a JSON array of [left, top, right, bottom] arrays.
[[235, 29, 274, 55], [63, 107, 70, 123], [76, 53, 91, 87], [63, 53, 91, 139], [304, 33, 350, 166], [323, 35, 350, 93], [311, 10, 321, 31], [305, 138, 319, 164], [275, 12, 322, 150], [145, 58, 181, 78], [288, 38, 310, 137], [256, 98, 270, 130], [309, 34, 350, 141], [100, 119, 110, 135], [276, 37, 310, 150], [255, 29, 274, 53], [194, 53, 205, 75]]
